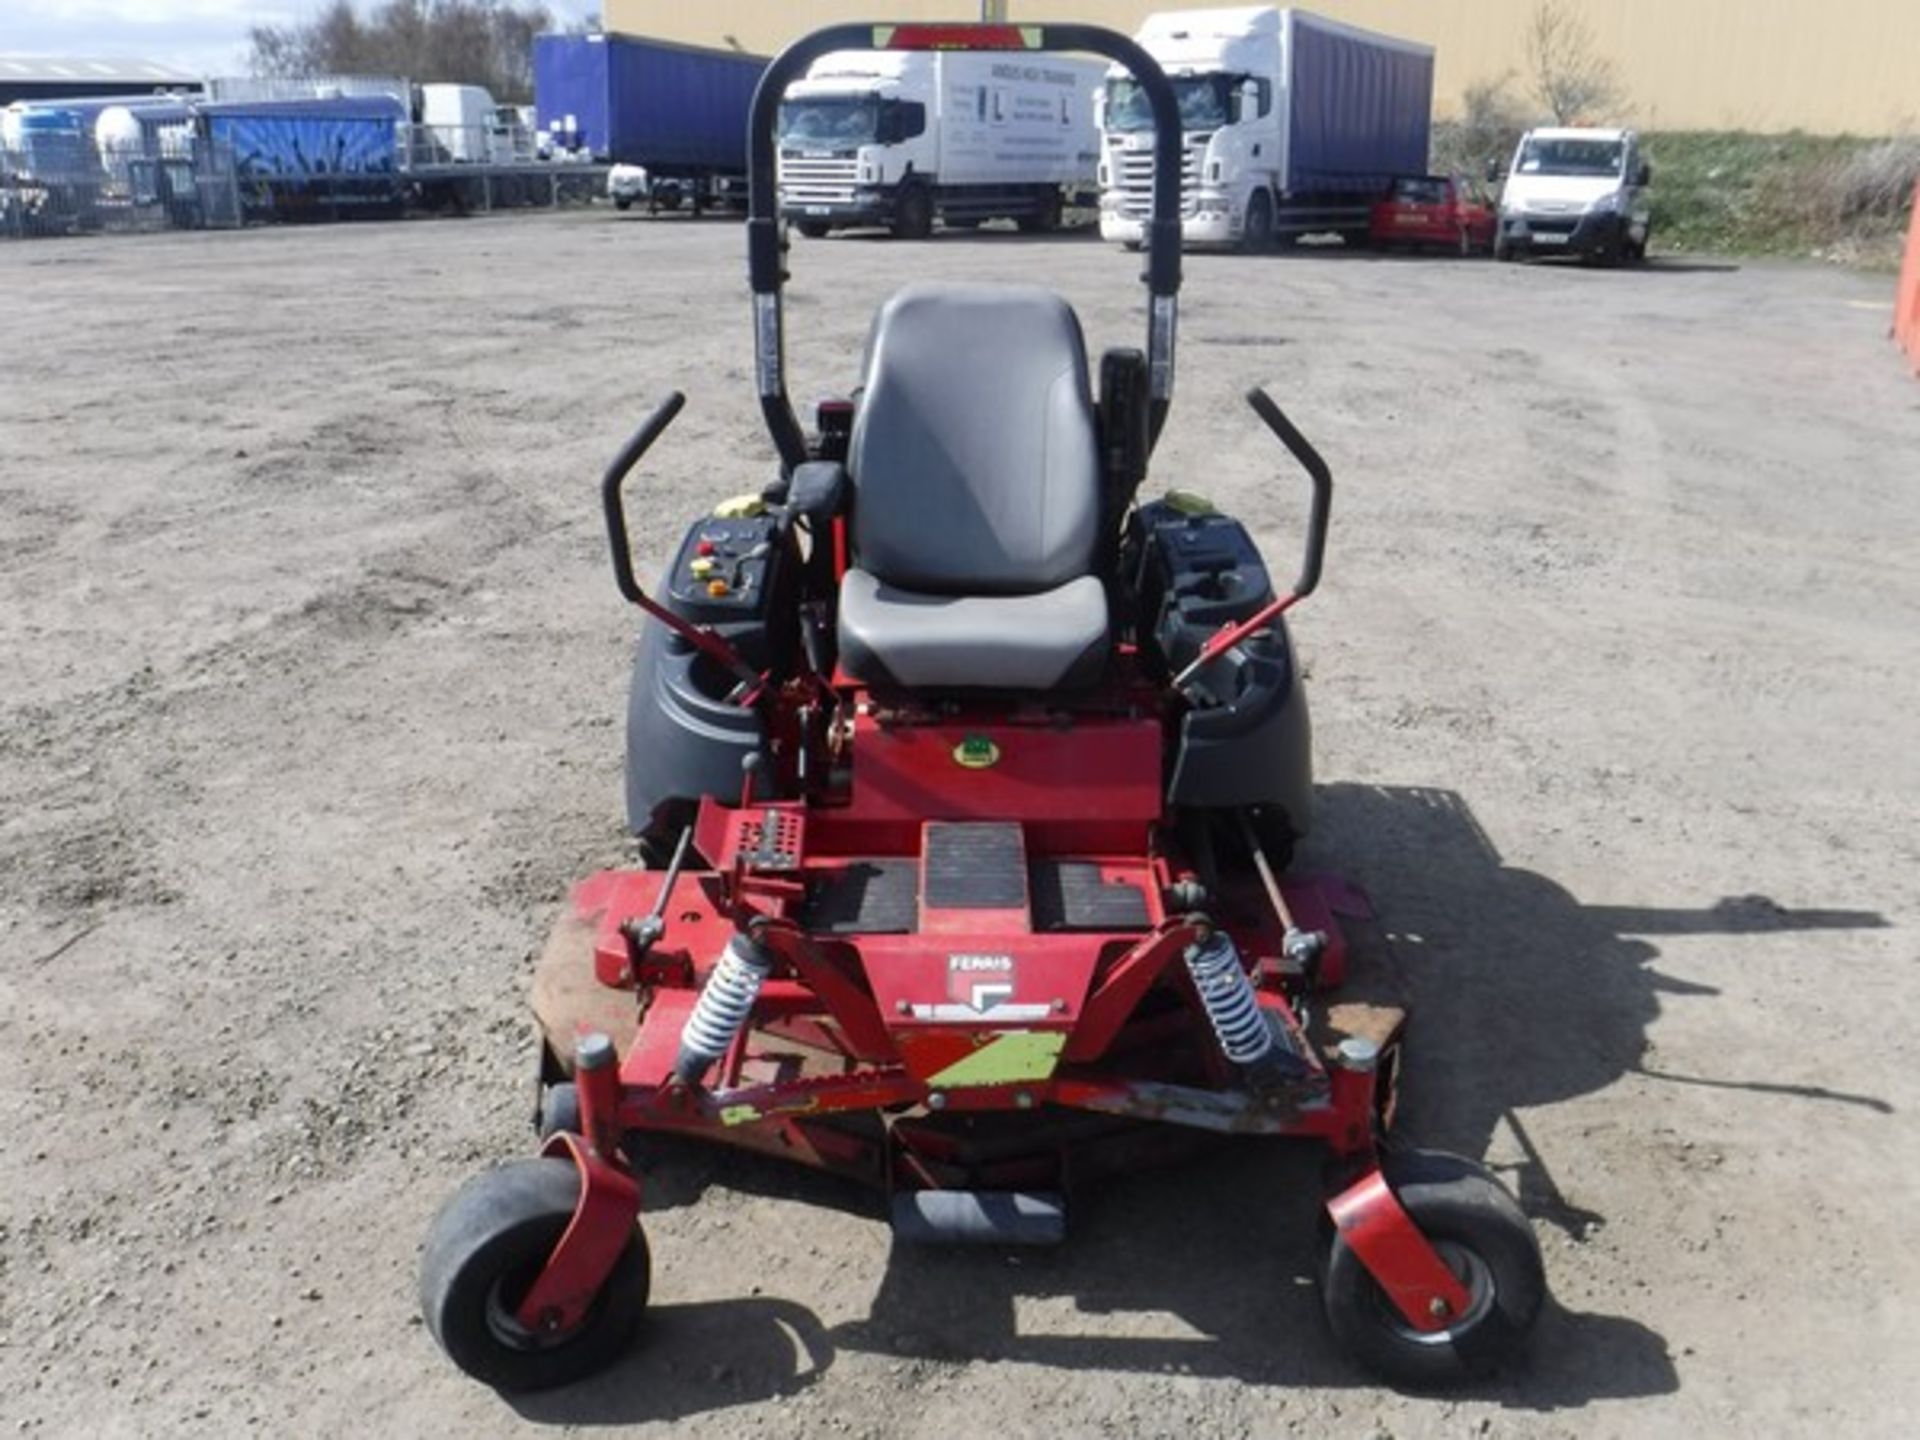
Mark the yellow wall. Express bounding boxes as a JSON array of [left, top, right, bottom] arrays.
[[602, 0, 1919, 134]]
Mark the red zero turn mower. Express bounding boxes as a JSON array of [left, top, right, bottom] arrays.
[[420, 22, 1545, 1393]]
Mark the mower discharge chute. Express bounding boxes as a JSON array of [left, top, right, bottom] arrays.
[[419, 21, 1546, 1393]]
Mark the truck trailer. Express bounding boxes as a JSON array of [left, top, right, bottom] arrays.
[[777, 49, 1102, 238], [534, 32, 766, 210], [1098, 6, 1433, 250]]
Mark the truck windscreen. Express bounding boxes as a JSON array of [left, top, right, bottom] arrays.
[[1518, 138, 1624, 177], [1105, 75, 1232, 134], [778, 98, 879, 148]]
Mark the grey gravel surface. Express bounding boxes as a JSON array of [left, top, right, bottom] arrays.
[[3, 211, 1917, 1437]]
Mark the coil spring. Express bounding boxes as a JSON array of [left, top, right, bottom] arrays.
[[675, 934, 773, 1080], [1183, 930, 1275, 1067]]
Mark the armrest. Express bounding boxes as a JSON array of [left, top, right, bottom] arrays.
[[786, 461, 849, 524]]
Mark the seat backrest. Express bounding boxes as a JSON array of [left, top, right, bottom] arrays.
[[848, 283, 1100, 595]]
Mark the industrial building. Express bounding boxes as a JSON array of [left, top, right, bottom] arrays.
[[603, 0, 1919, 134], [0, 55, 201, 107]]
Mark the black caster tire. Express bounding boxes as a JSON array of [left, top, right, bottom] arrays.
[[538, 1082, 580, 1140], [421, 1158, 649, 1392], [1321, 1149, 1543, 1388]]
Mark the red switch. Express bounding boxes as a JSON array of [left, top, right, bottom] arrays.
[[695, 539, 716, 557]]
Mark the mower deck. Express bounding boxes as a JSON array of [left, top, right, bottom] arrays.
[[531, 810, 1406, 1194]]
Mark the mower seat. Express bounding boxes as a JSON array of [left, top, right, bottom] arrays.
[[837, 283, 1108, 691]]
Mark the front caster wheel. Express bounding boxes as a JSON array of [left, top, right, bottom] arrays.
[[1321, 1149, 1543, 1387], [421, 1158, 649, 1391]]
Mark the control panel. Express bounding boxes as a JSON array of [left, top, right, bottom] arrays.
[[665, 514, 781, 623], [658, 512, 793, 671]]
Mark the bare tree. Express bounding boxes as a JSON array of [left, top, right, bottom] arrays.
[[1525, 0, 1622, 124], [1434, 70, 1531, 175], [249, 0, 552, 102]]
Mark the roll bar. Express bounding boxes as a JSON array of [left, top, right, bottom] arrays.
[[745, 22, 1187, 470]]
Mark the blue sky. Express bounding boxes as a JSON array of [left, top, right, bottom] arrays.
[[2, 1, 599, 76]]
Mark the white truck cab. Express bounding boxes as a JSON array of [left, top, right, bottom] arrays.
[[1097, 7, 1433, 252], [1495, 127, 1651, 263], [1098, 8, 1283, 248]]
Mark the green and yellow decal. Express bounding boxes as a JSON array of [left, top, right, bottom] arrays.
[[953, 734, 1001, 769], [927, 1031, 1066, 1089]]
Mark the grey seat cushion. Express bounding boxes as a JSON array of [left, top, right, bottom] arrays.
[[838, 282, 1110, 690], [849, 283, 1101, 595], [838, 568, 1109, 691]]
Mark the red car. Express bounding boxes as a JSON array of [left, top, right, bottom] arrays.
[[1369, 174, 1497, 254]]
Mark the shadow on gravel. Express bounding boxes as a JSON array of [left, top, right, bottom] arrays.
[[508, 1296, 836, 1426], [521, 782, 1887, 1422], [1310, 783, 1891, 1238]]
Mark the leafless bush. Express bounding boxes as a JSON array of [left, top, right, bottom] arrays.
[[1433, 71, 1533, 176], [1830, 136, 1920, 222], [250, 0, 551, 102], [1525, 0, 1623, 124]]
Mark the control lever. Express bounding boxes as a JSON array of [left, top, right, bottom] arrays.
[[621, 824, 693, 961], [1171, 389, 1332, 691], [602, 392, 764, 700]]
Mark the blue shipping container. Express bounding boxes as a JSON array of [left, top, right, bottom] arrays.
[[534, 33, 766, 172], [201, 96, 402, 184], [1286, 15, 1432, 196], [196, 96, 404, 215]]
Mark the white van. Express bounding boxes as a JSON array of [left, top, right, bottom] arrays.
[[1494, 127, 1651, 263]]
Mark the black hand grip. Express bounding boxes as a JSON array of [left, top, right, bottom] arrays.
[[602, 391, 687, 605], [1246, 387, 1332, 600]]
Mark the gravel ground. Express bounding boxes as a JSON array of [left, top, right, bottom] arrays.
[[2, 212, 1917, 1438]]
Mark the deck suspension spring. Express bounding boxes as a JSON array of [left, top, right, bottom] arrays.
[[1182, 929, 1276, 1067], [674, 932, 774, 1083]]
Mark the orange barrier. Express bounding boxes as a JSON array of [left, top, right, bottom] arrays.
[[1897, 183, 1920, 375]]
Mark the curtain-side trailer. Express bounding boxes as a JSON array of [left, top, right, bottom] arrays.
[[534, 33, 767, 212]]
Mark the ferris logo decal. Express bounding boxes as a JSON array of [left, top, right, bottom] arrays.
[[948, 953, 1015, 1012], [908, 954, 1052, 1023]]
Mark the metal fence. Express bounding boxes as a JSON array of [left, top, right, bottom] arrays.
[[2, 138, 241, 239], [203, 73, 409, 105], [401, 122, 541, 170]]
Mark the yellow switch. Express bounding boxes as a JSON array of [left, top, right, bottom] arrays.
[[689, 557, 715, 578]]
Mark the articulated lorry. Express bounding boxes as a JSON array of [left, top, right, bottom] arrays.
[[534, 32, 766, 211], [1098, 6, 1433, 250], [778, 50, 1102, 238]]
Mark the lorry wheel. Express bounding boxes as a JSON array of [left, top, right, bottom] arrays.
[[613, 197, 632, 212], [892, 184, 933, 240], [1016, 190, 1063, 233], [1240, 190, 1275, 253], [795, 221, 829, 239]]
